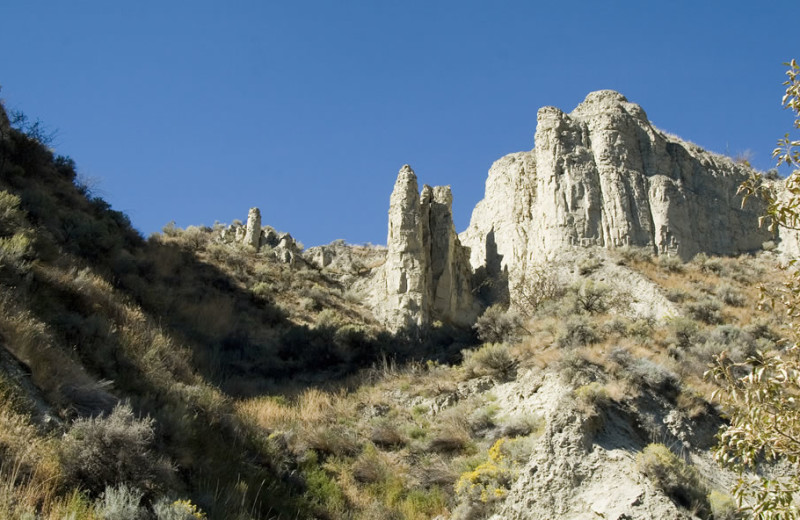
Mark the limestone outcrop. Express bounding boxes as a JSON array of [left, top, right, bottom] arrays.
[[218, 209, 301, 264], [378, 165, 477, 331], [460, 90, 772, 301], [244, 207, 261, 249]]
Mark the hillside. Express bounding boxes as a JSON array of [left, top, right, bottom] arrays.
[[0, 92, 796, 520]]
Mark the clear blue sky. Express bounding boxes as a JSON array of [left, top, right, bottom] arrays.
[[1, 1, 798, 247]]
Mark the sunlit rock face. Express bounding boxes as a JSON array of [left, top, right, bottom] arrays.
[[378, 165, 477, 331], [460, 90, 771, 298]]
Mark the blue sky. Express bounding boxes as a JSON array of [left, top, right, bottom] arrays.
[[1, 1, 798, 247]]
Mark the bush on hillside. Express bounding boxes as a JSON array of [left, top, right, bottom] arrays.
[[60, 403, 173, 496], [462, 342, 516, 380], [685, 296, 723, 324], [636, 443, 709, 514], [473, 305, 524, 344], [557, 315, 601, 348]]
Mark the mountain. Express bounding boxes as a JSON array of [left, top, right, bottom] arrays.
[[0, 92, 793, 519]]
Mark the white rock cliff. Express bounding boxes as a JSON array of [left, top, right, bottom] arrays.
[[460, 90, 772, 302], [378, 165, 477, 331]]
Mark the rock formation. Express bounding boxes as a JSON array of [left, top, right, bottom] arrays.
[[218, 208, 301, 264], [378, 165, 477, 331], [244, 207, 262, 249], [460, 90, 772, 301]]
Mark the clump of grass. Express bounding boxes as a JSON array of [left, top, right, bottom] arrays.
[[636, 443, 709, 514], [370, 420, 407, 450]]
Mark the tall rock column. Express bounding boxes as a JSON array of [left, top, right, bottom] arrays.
[[379, 165, 477, 331], [383, 165, 430, 330], [245, 207, 262, 250], [425, 185, 475, 324]]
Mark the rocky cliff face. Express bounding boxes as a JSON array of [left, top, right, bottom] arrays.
[[460, 90, 771, 300], [378, 165, 477, 331]]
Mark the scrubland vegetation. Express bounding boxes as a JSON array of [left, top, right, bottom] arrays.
[[2, 68, 800, 519]]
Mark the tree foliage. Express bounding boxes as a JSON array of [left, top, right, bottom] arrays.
[[710, 59, 800, 519]]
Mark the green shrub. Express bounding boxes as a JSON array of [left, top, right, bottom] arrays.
[[97, 484, 145, 520], [574, 382, 611, 408], [565, 279, 615, 315], [716, 283, 745, 307], [0, 190, 26, 236], [473, 305, 524, 344], [667, 317, 700, 350], [685, 296, 723, 324], [557, 315, 601, 348], [616, 246, 653, 265], [693, 253, 725, 275], [658, 255, 684, 273], [708, 490, 740, 520], [692, 325, 756, 364], [462, 343, 516, 379], [59, 403, 173, 495], [627, 358, 680, 400], [153, 497, 207, 519], [665, 288, 688, 303], [578, 256, 602, 275], [636, 444, 709, 514]]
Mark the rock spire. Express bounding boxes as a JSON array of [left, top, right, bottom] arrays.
[[379, 165, 477, 331]]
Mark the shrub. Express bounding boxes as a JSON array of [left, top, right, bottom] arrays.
[[370, 421, 406, 449], [513, 266, 563, 315], [685, 297, 723, 324], [473, 305, 524, 344], [693, 253, 725, 275], [658, 255, 685, 273], [0, 190, 26, 236], [352, 444, 390, 484], [496, 414, 544, 439], [462, 343, 516, 379], [665, 288, 688, 303], [557, 315, 601, 348], [692, 325, 756, 364], [667, 317, 700, 350], [707, 490, 740, 520], [153, 498, 207, 519], [716, 283, 745, 307], [636, 443, 709, 514], [302, 424, 360, 457], [455, 438, 513, 505], [627, 358, 680, 400], [427, 424, 470, 453], [59, 403, 173, 495], [568, 280, 614, 315], [97, 484, 145, 520], [578, 256, 602, 275], [574, 382, 611, 409], [616, 246, 653, 265]]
